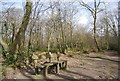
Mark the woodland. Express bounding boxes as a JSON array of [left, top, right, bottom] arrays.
[[0, 0, 120, 80]]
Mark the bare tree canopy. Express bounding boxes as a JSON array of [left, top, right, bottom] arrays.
[[0, 0, 119, 79]]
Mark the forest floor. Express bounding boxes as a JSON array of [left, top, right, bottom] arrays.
[[0, 50, 120, 80]]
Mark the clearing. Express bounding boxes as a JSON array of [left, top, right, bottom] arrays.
[[1, 50, 119, 80]]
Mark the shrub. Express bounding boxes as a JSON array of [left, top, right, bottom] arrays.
[[109, 44, 118, 51]]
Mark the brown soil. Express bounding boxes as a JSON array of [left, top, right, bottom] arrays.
[[47, 51, 119, 79], [1, 50, 120, 80]]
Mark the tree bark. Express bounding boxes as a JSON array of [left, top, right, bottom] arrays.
[[0, 34, 9, 51], [93, 14, 100, 51], [93, 0, 101, 51], [9, 0, 32, 54], [11, 23, 15, 43], [118, 1, 120, 53], [80, 0, 101, 52]]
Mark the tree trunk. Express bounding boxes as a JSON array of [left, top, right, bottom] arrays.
[[9, 0, 32, 54], [27, 28, 32, 53], [0, 34, 9, 51], [93, 1, 101, 52], [118, 1, 120, 53], [11, 23, 15, 43], [106, 23, 109, 50], [58, 8, 66, 54]]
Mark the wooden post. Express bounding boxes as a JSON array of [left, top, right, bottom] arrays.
[[35, 66, 38, 74]]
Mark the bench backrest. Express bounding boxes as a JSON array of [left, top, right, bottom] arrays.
[[32, 52, 60, 63]]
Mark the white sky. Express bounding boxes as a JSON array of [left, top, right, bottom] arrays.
[[0, 0, 119, 2], [0, 0, 118, 27], [78, 16, 88, 25]]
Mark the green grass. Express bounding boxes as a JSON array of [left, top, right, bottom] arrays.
[[60, 66, 67, 70]]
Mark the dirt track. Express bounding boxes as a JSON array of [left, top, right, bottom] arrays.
[[1, 51, 120, 80], [47, 51, 120, 79]]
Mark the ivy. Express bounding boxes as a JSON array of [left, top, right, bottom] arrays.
[[1, 50, 28, 66]]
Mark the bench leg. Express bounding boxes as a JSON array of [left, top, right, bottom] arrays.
[[59, 63, 62, 69], [35, 67, 39, 74], [65, 61, 67, 69], [56, 63, 59, 73], [43, 66, 48, 77], [62, 62, 65, 68]]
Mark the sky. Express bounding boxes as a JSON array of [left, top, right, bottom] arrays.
[[0, 0, 118, 27], [77, 2, 118, 26], [0, 0, 119, 2]]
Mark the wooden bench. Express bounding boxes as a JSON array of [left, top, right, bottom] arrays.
[[32, 52, 67, 77]]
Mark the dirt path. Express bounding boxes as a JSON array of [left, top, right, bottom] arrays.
[[1, 51, 119, 80], [47, 51, 120, 79]]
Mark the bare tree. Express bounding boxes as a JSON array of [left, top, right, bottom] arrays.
[[79, 0, 102, 51], [0, 34, 8, 51], [0, 0, 32, 55], [27, 0, 43, 53], [118, 1, 120, 53]]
